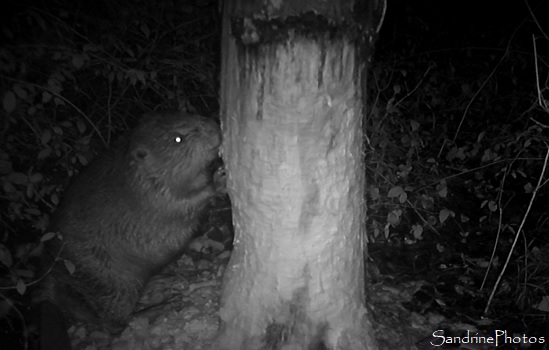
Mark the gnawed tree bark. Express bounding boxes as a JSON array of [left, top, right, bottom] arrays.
[[217, 1, 385, 349]]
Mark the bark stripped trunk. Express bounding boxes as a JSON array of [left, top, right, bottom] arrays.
[[217, 1, 385, 349]]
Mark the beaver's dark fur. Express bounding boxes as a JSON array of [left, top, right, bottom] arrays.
[[38, 111, 223, 330]]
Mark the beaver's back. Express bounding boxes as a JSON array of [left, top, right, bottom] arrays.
[[39, 111, 223, 330]]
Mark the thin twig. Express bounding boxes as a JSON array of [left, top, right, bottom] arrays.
[[479, 165, 507, 291], [532, 35, 543, 108], [483, 146, 549, 316], [451, 15, 529, 146], [416, 157, 542, 193], [391, 64, 433, 112]]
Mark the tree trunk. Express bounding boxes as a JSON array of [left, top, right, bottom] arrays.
[[217, 1, 385, 349]]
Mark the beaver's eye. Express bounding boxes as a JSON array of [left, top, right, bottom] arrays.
[[171, 133, 185, 143]]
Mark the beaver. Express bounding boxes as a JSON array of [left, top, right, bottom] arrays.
[[37, 111, 224, 331]]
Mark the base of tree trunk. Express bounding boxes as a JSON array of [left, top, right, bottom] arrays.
[[215, 312, 377, 350]]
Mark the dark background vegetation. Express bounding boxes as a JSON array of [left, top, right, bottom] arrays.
[[366, 0, 549, 340], [1, 0, 549, 345]]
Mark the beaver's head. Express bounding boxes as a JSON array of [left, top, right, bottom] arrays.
[[129, 112, 222, 199]]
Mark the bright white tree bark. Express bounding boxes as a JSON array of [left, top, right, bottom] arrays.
[[217, 1, 384, 349]]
